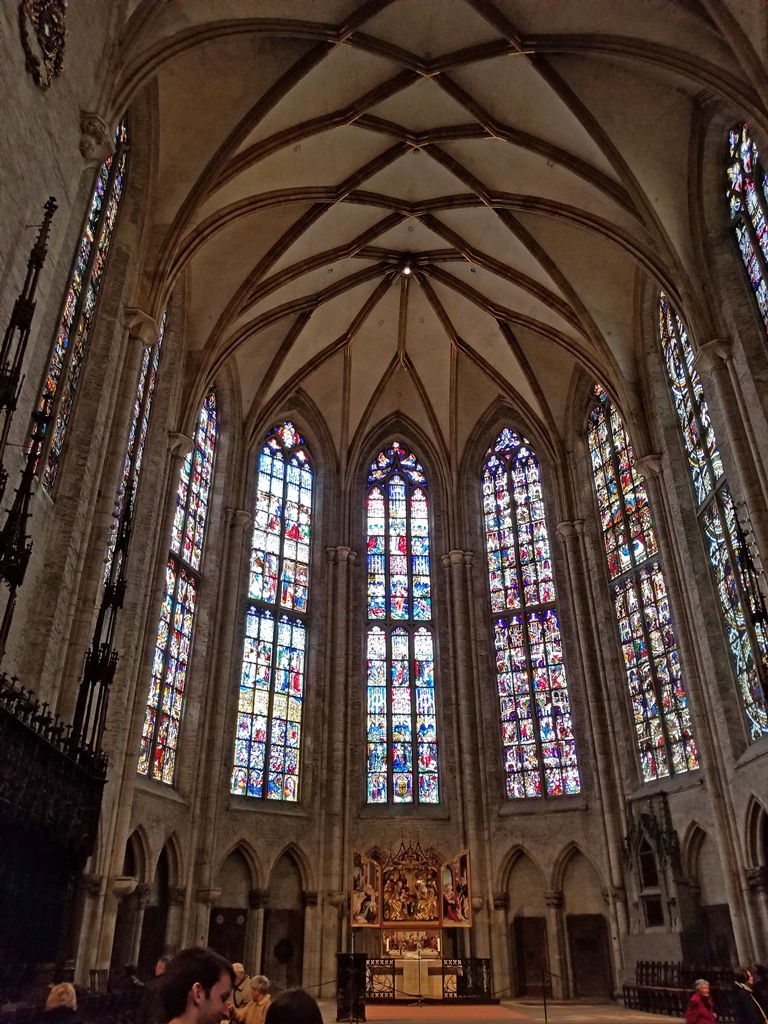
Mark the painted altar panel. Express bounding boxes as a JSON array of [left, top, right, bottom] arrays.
[[442, 850, 471, 926], [351, 850, 381, 927], [383, 930, 441, 957]]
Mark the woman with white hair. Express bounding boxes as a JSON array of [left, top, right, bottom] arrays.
[[685, 978, 716, 1024]]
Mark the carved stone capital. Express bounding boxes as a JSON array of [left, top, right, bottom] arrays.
[[694, 338, 732, 377], [124, 307, 159, 349], [83, 873, 102, 899], [556, 520, 576, 541], [328, 890, 348, 909], [471, 895, 484, 912], [196, 887, 222, 906], [248, 888, 269, 910], [302, 890, 319, 908], [232, 509, 252, 530], [169, 886, 186, 906], [493, 891, 509, 911], [746, 866, 768, 893], [636, 455, 663, 480], [135, 883, 152, 907], [169, 432, 194, 458], [462, 550, 475, 566], [79, 111, 114, 167], [544, 890, 563, 908], [442, 550, 465, 569], [574, 519, 585, 536]]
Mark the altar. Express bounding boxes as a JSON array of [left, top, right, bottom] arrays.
[[391, 956, 462, 1000]]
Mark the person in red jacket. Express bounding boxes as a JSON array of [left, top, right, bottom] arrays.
[[686, 979, 717, 1024]]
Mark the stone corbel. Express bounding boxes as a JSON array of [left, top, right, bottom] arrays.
[[112, 875, 138, 898], [636, 454, 663, 480], [196, 887, 222, 905], [328, 891, 348, 909], [232, 509, 253, 531], [169, 432, 194, 459], [124, 307, 159, 349], [471, 895, 484, 912], [79, 111, 115, 168], [693, 338, 732, 378]]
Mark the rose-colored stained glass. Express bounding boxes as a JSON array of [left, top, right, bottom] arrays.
[[588, 385, 698, 781], [231, 422, 312, 801], [366, 442, 439, 803], [483, 429, 580, 798]]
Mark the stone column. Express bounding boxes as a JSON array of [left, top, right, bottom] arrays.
[[164, 887, 186, 956], [247, 889, 268, 980], [556, 520, 627, 981], [544, 890, 567, 999], [695, 339, 768, 562], [491, 893, 511, 999], [193, 889, 221, 948], [129, 884, 151, 966], [302, 891, 319, 988]]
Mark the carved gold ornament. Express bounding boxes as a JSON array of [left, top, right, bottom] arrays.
[[19, 0, 67, 90]]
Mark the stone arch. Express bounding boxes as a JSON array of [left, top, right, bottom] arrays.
[[746, 796, 768, 867], [551, 841, 605, 896], [217, 840, 262, 892], [136, 840, 173, 974], [557, 845, 613, 999], [502, 848, 549, 999], [162, 831, 185, 888], [269, 842, 313, 894], [124, 826, 151, 884], [681, 821, 708, 882], [262, 847, 307, 989]]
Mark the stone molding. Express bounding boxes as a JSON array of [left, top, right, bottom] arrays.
[[79, 111, 114, 167], [248, 888, 269, 909], [746, 866, 768, 892], [544, 890, 563, 908]]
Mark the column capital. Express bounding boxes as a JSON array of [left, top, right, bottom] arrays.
[[79, 111, 114, 167], [636, 454, 663, 480], [83, 873, 102, 899], [746, 866, 768, 892], [168, 431, 194, 458], [574, 519, 586, 535], [248, 888, 269, 909], [328, 890, 348, 909], [169, 886, 186, 906], [302, 890, 319, 908], [135, 883, 152, 907], [230, 508, 252, 530], [111, 875, 138, 898], [556, 520, 577, 541], [544, 889, 564, 908], [462, 550, 475, 566], [334, 545, 356, 563], [441, 550, 465, 568], [124, 307, 159, 348], [493, 891, 509, 911], [694, 338, 732, 377]]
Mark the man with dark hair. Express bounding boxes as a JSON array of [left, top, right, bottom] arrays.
[[162, 948, 235, 1024], [264, 989, 322, 1024]]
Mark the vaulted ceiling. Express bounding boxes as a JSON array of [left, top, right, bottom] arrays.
[[112, 0, 768, 466]]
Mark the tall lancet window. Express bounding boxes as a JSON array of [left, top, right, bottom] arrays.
[[588, 384, 698, 782], [660, 295, 768, 737], [727, 123, 768, 332], [138, 390, 217, 784], [39, 122, 128, 492], [231, 422, 313, 802], [366, 442, 439, 804], [482, 429, 580, 798]]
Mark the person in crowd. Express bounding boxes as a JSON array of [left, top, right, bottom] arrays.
[[237, 976, 270, 1024], [138, 955, 173, 1024], [44, 984, 81, 1024], [733, 968, 768, 1024], [753, 966, 768, 1015], [231, 965, 251, 1010], [264, 989, 322, 1024], [162, 947, 235, 1024], [685, 979, 716, 1024]]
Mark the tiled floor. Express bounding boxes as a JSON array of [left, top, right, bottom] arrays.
[[320, 1001, 665, 1024]]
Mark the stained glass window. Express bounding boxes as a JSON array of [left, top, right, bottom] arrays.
[[105, 311, 166, 582], [138, 390, 217, 784], [727, 123, 768, 332], [482, 429, 580, 798], [660, 294, 768, 738], [39, 122, 128, 492], [231, 422, 312, 801], [587, 384, 698, 782], [366, 441, 439, 804]]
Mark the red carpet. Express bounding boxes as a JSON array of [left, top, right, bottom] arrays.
[[365, 1007, 525, 1020]]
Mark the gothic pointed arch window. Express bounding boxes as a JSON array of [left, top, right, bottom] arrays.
[[659, 295, 768, 738], [482, 429, 580, 798], [727, 122, 768, 332], [231, 422, 313, 801], [138, 389, 217, 784], [38, 121, 128, 492], [588, 385, 698, 782], [366, 441, 439, 804]]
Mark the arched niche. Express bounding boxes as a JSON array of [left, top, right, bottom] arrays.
[[692, 830, 737, 965], [137, 844, 171, 975], [208, 848, 254, 966], [111, 830, 148, 971], [262, 851, 305, 990], [561, 850, 612, 999], [506, 853, 548, 998]]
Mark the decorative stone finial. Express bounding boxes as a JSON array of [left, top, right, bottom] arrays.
[[79, 111, 115, 167]]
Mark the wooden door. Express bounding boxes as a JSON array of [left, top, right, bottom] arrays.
[[208, 907, 247, 966], [513, 916, 549, 997], [566, 914, 611, 998]]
